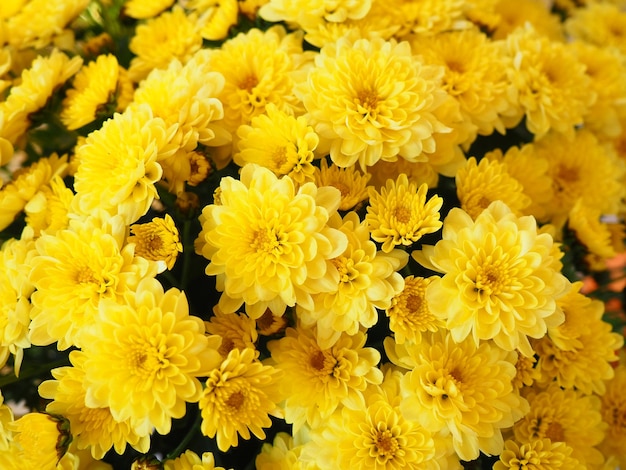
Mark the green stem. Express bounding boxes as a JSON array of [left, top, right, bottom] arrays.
[[165, 411, 203, 460], [0, 357, 70, 388]]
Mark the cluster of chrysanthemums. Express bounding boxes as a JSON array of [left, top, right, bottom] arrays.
[[1, 0, 626, 469]]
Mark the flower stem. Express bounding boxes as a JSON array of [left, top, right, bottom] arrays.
[[0, 357, 70, 388], [166, 411, 203, 460]]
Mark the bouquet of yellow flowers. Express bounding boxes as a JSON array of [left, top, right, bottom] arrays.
[[1, 0, 626, 468]]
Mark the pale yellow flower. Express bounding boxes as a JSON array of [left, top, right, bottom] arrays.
[[495, 438, 585, 470], [124, 0, 175, 19], [10, 412, 71, 470], [259, 0, 372, 30], [313, 158, 371, 211]]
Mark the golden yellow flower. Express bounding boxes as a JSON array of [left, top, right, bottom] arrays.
[[188, 0, 239, 41], [80, 278, 223, 436], [392, 0, 469, 37], [128, 214, 183, 271], [73, 105, 173, 225], [199, 347, 283, 451], [600, 364, 626, 468], [366, 173, 443, 253], [568, 199, 617, 260], [124, 0, 175, 19], [255, 309, 287, 337], [413, 201, 569, 357], [494, 438, 585, 470], [297, 33, 450, 169], [255, 432, 308, 470], [313, 158, 371, 211], [259, 0, 371, 31], [266, 325, 382, 431], [492, 0, 564, 40], [503, 25, 594, 139], [298, 211, 407, 348], [163, 450, 227, 470], [566, 2, 626, 56], [24, 175, 74, 237], [0, 391, 14, 451], [367, 159, 439, 191], [11, 412, 72, 470], [195, 164, 347, 319], [394, 330, 528, 461], [513, 383, 607, 467], [385, 275, 445, 344], [205, 306, 258, 357], [39, 350, 150, 459], [61, 54, 133, 131], [235, 104, 318, 186], [512, 354, 541, 391], [456, 156, 531, 219], [128, 7, 203, 82]]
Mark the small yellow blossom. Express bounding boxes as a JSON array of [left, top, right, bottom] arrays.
[[313, 158, 370, 211], [600, 364, 626, 468], [189, 0, 239, 41], [494, 438, 585, 470], [11, 412, 72, 470], [568, 199, 617, 260], [259, 0, 372, 31], [24, 175, 74, 236], [124, 0, 175, 19], [492, 0, 564, 40], [129, 214, 183, 271], [205, 306, 258, 357], [163, 450, 227, 470], [566, 2, 626, 56]]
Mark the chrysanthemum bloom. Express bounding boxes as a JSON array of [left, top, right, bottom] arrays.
[[128, 7, 203, 82], [484, 145, 553, 222], [512, 354, 541, 391], [187, 0, 239, 41], [24, 175, 74, 237], [313, 158, 371, 211], [0, 152, 68, 231], [163, 450, 227, 470], [494, 438, 585, 470], [456, 157, 531, 219], [0, 392, 13, 452], [411, 28, 518, 138], [235, 104, 318, 186], [73, 105, 176, 225], [38, 351, 150, 459], [366, 173, 443, 253], [10, 412, 72, 470], [255, 432, 305, 470], [194, 26, 310, 141], [391, 0, 469, 37], [533, 282, 624, 395], [195, 164, 347, 319], [128, 214, 183, 271], [565, 2, 626, 56], [199, 347, 283, 451], [0, 237, 36, 372], [29, 213, 157, 350], [491, 0, 564, 40], [367, 159, 438, 192], [255, 308, 288, 337], [513, 383, 607, 467], [267, 325, 383, 431], [61, 54, 134, 130], [568, 199, 617, 260], [386, 275, 445, 344], [124, 0, 174, 19], [297, 33, 450, 169], [205, 306, 258, 357], [259, 0, 371, 31], [502, 25, 595, 139], [392, 330, 527, 461], [413, 201, 569, 357], [532, 129, 625, 228], [80, 277, 222, 436], [303, 371, 439, 470], [298, 211, 407, 347], [132, 55, 230, 193], [3, 0, 88, 49], [599, 364, 626, 467]]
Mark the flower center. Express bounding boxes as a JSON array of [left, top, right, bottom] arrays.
[[251, 227, 282, 254], [374, 429, 399, 458], [545, 421, 565, 442], [129, 343, 167, 380], [394, 205, 412, 224], [75, 265, 97, 284], [475, 262, 509, 296], [356, 88, 379, 117], [226, 390, 245, 410], [309, 349, 339, 379], [240, 74, 258, 92], [332, 256, 359, 284], [405, 293, 422, 313]]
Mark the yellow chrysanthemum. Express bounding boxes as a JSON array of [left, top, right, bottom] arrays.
[[255, 309, 288, 337], [194, 25, 309, 140], [313, 158, 371, 211], [411, 28, 517, 137], [128, 214, 183, 271], [235, 104, 318, 186], [128, 7, 203, 82], [494, 438, 585, 470], [513, 354, 541, 391], [0, 236, 36, 373], [24, 175, 74, 237], [163, 450, 227, 470], [61, 54, 133, 131], [533, 129, 625, 228], [367, 159, 439, 191], [80, 277, 223, 436], [568, 199, 617, 260], [298, 211, 407, 348], [188, 0, 239, 41], [124, 0, 175, 19], [0, 391, 14, 451], [199, 347, 283, 452], [205, 306, 258, 357], [0, 152, 68, 232], [267, 325, 383, 431], [533, 282, 624, 395], [513, 383, 607, 467], [304, 372, 438, 469], [39, 350, 150, 459], [492, 0, 563, 40], [3, 0, 88, 49], [73, 105, 174, 225], [366, 173, 443, 253], [386, 275, 445, 344], [503, 25, 594, 139], [600, 364, 626, 468], [10, 412, 71, 470], [195, 164, 347, 319], [256, 432, 309, 470], [456, 156, 531, 219], [391, 330, 528, 462], [392, 0, 469, 37], [29, 213, 157, 350], [297, 33, 450, 169], [566, 2, 626, 56], [259, 0, 371, 31], [413, 201, 569, 357]]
